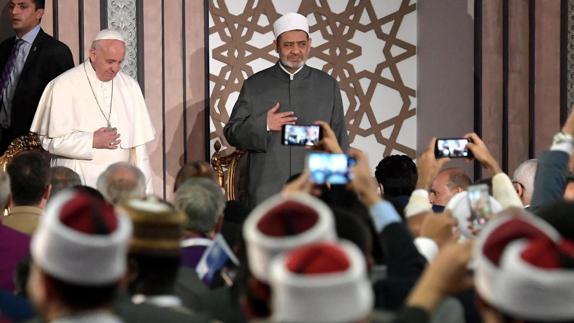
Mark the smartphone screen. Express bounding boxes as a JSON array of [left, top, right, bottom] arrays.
[[282, 124, 322, 146], [467, 184, 492, 230], [306, 153, 355, 185], [435, 138, 472, 158]]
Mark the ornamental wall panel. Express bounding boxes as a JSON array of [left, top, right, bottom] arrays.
[[208, 0, 418, 168]]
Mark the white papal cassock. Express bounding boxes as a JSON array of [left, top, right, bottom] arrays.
[[30, 61, 155, 192]]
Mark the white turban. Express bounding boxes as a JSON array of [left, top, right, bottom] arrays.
[[273, 13, 309, 39]]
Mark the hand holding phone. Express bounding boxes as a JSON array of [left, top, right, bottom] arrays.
[[434, 138, 473, 159], [306, 153, 355, 184], [467, 184, 492, 231], [282, 124, 322, 146]]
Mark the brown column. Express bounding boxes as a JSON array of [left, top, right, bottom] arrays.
[[507, 0, 530, 173], [534, 0, 561, 154], [481, 0, 504, 167]]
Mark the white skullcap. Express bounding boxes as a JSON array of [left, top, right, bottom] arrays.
[[273, 12, 309, 39], [446, 191, 502, 240], [243, 193, 336, 282], [474, 213, 574, 321], [31, 190, 132, 285], [270, 240, 374, 322], [94, 29, 125, 43]]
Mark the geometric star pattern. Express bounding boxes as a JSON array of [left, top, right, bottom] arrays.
[[209, 0, 417, 166]]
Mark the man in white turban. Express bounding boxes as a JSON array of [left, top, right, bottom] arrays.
[[224, 12, 349, 207], [31, 29, 155, 192]]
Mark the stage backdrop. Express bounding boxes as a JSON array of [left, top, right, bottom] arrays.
[[208, 0, 418, 170], [0, 0, 417, 198]]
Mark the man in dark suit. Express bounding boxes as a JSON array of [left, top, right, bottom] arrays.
[[0, 0, 73, 153]]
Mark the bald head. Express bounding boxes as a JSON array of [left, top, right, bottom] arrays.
[[96, 162, 145, 204], [512, 159, 537, 205]]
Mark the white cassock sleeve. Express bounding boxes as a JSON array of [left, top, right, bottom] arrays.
[[39, 131, 94, 160], [132, 144, 153, 194]]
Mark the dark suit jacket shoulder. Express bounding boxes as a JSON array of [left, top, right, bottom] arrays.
[[529, 150, 570, 213], [0, 28, 74, 151]]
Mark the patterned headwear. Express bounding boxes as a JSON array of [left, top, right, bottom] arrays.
[[120, 198, 185, 257], [243, 193, 336, 282], [31, 190, 131, 285], [270, 240, 373, 322], [475, 213, 574, 320]]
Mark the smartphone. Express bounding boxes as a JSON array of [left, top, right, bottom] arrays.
[[282, 124, 322, 146], [306, 153, 356, 185], [434, 138, 472, 158], [467, 184, 492, 230]]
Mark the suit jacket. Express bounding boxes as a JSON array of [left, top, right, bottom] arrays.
[[529, 150, 570, 214], [373, 222, 427, 311], [0, 28, 73, 153]]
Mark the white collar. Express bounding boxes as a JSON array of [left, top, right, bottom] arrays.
[[279, 62, 304, 80]]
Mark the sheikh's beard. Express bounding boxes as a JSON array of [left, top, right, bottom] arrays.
[[280, 58, 305, 70]]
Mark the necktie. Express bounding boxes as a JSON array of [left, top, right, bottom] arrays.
[[0, 38, 24, 128]]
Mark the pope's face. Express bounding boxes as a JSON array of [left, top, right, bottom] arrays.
[[9, 0, 43, 37], [274, 30, 311, 73], [89, 39, 125, 82]]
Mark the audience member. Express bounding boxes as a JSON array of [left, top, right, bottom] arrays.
[[397, 210, 574, 323], [27, 190, 131, 323], [269, 241, 373, 323], [0, 255, 34, 322], [121, 198, 211, 321], [175, 178, 225, 268], [173, 160, 217, 192], [241, 193, 337, 319], [4, 151, 50, 235], [375, 154, 417, 215], [97, 162, 146, 205], [0, 169, 30, 292], [563, 174, 574, 202], [49, 166, 81, 198], [529, 110, 574, 213], [511, 159, 537, 207], [429, 167, 472, 207]]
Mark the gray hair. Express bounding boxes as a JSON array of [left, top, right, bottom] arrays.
[[96, 162, 146, 204], [174, 177, 225, 234], [0, 170, 10, 209], [50, 166, 82, 199], [512, 159, 538, 202]]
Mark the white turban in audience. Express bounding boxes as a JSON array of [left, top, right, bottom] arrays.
[[270, 240, 373, 323], [475, 213, 574, 321], [243, 193, 336, 282], [31, 190, 131, 285], [446, 191, 502, 239]]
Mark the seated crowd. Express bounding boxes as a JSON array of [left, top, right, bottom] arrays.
[[2, 111, 574, 323]]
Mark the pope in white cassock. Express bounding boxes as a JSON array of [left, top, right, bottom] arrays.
[[30, 29, 155, 192]]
